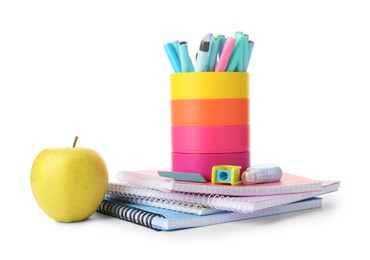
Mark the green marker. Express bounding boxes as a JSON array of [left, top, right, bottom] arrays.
[[245, 40, 254, 72], [226, 33, 246, 72]]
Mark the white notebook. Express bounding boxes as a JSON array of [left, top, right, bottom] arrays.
[[97, 197, 322, 231], [108, 180, 340, 213], [116, 170, 323, 196]]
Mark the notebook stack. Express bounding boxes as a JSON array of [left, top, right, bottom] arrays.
[[96, 170, 340, 231]]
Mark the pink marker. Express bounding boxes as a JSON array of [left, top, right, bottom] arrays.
[[215, 37, 236, 72]]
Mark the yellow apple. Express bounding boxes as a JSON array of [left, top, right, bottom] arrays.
[[30, 137, 108, 222]]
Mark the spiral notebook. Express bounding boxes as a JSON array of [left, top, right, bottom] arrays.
[[108, 180, 339, 213], [108, 195, 223, 216], [116, 170, 323, 196], [97, 197, 322, 231]]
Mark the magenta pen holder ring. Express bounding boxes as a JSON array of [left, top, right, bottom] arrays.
[[172, 152, 250, 182], [171, 125, 249, 153]]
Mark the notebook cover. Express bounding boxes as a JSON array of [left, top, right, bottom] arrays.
[[116, 170, 323, 196]]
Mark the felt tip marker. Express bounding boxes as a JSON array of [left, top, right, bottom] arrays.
[[206, 36, 220, 72], [241, 164, 283, 184], [216, 34, 226, 58], [179, 41, 192, 72], [234, 32, 248, 72], [227, 33, 247, 72], [164, 43, 182, 73], [195, 34, 212, 72], [241, 34, 249, 71], [215, 37, 236, 72], [245, 40, 254, 71], [170, 40, 180, 59], [188, 53, 195, 72]]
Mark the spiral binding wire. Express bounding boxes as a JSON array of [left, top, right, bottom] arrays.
[[108, 194, 207, 215], [97, 199, 165, 231], [108, 183, 254, 213]]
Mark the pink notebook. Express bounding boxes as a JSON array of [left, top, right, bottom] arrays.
[[116, 170, 323, 196]]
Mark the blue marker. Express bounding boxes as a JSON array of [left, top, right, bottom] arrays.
[[216, 35, 226, 58], [171, 40, 180, 59], [206, 36, 220, 72], [179, 41, 192, 72], [188, 54, 195, 72], [245, 40, 254, 71], [164, 43, 182, 73], [226, 33, 246, 72], [195, 34, 212, 72], [235, 33, 248, 72], [236, 51, 244, 72], [172, 40, 193, 71], [241, 34, 249, 71]]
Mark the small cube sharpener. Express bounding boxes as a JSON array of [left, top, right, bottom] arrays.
[[211, 165, 241, 185]]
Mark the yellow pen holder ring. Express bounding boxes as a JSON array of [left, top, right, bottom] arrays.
[[170, 72, 249, 100]]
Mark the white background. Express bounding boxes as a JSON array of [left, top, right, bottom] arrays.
[[1, 0, 369, 259]]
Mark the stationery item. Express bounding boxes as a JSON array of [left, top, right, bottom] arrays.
[[107, 194, 221, 215], [241, 34, 249, 71], [179, 41, 192, 72], [206, 36, 220, 71], [171, 125, 250, 153], [108, 180, 339, 213], [164, 43, 182, 73], [97, 197, 323, 231], [170, 40, 180, 58], [188, 55, 195, 72], [170, 71, 250, 180], [227, 33, 247, 72], [117, 170, 174, 191], [116, 170, 323, 196], [235, 32, 246, 72], [215, 37, 236, 72], [212, 165, 241, 186], [242, 164, 283, 184], [158, 170, 207, 182], [164, 32, 253, 73], [245, 40, 254, 71], [216, 34, 226, 58], [171, 98, 249, 126], [236, 52, 244, 72], [195, 34, 212, 72]]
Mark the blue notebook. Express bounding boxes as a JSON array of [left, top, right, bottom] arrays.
[[97, 197, 322, 231]]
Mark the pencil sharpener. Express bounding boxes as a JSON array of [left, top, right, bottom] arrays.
[[211, 165, 241, 185]]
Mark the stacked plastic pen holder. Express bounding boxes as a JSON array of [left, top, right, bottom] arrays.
[[170, 72, 250, 181]]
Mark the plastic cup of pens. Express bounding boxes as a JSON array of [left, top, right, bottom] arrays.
[[166, 32, 253, 182], [170, 72, 250, 181]]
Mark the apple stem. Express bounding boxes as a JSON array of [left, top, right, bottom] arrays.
[[73, 136, 78, 148]]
